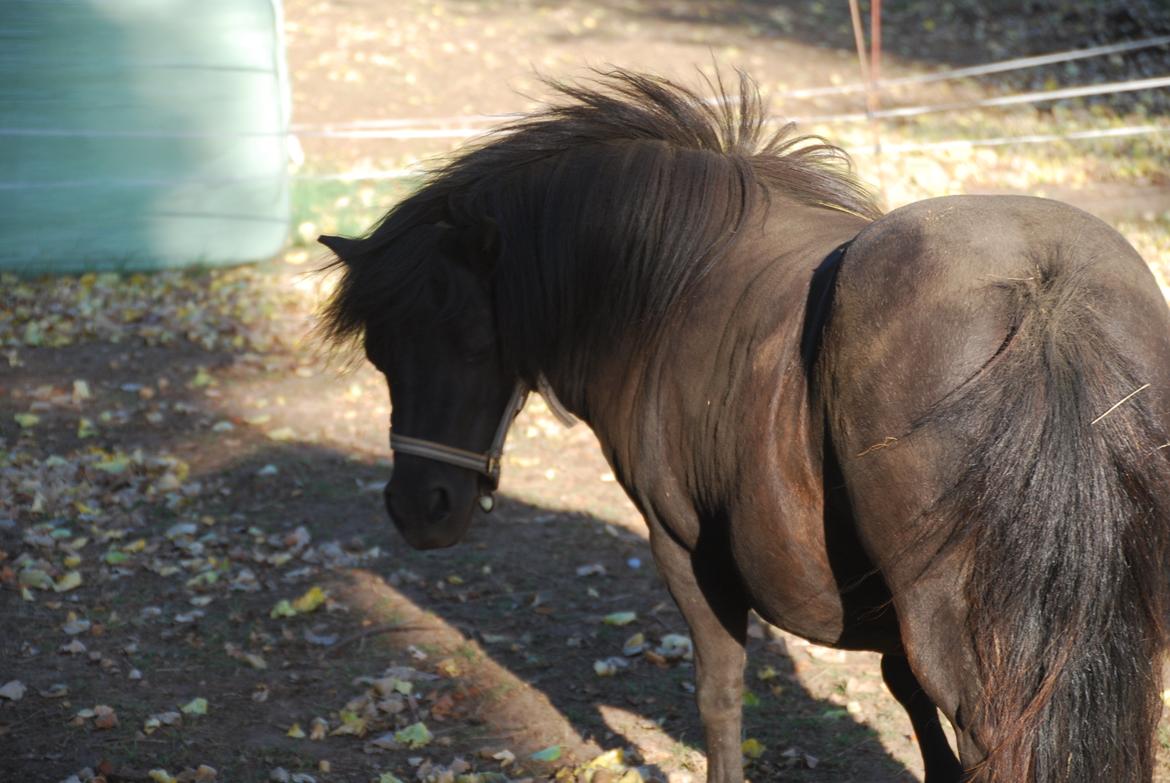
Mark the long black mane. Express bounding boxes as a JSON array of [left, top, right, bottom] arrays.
[[322, 69, 881, 389]]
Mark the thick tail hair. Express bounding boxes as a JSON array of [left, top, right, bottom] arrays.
[[926, 261, 1170, 782]]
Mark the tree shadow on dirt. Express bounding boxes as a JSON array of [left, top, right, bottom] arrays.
[[551, 0, 1167, 68]]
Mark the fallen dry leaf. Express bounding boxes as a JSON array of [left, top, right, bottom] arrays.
[[291, 585, 326, 613], [602, 611, 636, 626], [93, 704, 118, 730], [393, 721, 432, 748], [742, 738, 765, 759], [0, 680, 27, 701], [181, 697, 209, 716]]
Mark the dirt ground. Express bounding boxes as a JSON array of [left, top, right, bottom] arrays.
[[4, 2, 1170, 782]]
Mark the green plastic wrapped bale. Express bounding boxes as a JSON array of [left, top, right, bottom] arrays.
[[0, 0, 291, 273]]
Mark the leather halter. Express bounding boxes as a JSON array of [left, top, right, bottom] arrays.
[[389, 383, 529, 491]]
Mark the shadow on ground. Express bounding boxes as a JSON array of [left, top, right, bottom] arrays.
[[0, 335, 920, 780]]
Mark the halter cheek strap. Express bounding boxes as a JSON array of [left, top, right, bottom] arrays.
[[389, 383, 529, 504]]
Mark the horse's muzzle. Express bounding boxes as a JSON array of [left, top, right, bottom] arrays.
[[383, 476, 472, 549]]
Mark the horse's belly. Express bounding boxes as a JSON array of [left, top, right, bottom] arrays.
[[731, 508, 901, 652], [749, 585, 849, 646]]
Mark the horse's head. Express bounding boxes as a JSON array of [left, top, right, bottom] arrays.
[[319, 223, 522, 550]]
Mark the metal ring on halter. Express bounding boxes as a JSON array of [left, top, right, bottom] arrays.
[[388, 383, 529, 511]]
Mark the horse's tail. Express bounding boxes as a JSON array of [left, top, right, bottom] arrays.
[[927, 262, 1170, 782]]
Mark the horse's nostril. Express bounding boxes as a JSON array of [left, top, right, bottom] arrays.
[[428, 486, 451, 521]]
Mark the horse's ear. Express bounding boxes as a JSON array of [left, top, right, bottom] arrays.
[[317, 234, 361, 262]]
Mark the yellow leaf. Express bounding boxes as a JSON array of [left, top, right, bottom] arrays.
[[287, 722, 306, 738], [741, 738, 765, 759], [584, 748, 625, 771], [291, 586, 326, 614], [54, 571, 83, 592], [78, 418, 98, 438], [330, 710, 367, 737], [267, 426, 296, 441], [14, 413, 39, 428], [435, 658, 461, 678]]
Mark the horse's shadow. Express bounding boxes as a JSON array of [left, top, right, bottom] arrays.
[[240, 442, 923, 782]]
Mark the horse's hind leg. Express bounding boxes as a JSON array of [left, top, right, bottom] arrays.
[[881, 654, 964, 783]]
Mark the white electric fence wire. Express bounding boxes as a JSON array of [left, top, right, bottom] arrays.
[[846, 122, 1169, 155], [783, 35, 1170, 98], [789, 75, 1170, 124]]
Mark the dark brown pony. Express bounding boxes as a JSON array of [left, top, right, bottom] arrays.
[[319, 70, 1170, 782]]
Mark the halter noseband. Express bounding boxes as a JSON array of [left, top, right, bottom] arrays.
[[389, 383, 529, 511]]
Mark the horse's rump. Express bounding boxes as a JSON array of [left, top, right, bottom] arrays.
[[823, 195, 1170, 782]]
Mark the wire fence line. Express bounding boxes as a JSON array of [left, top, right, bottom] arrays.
[[790, 75, 1170, 124], [846, 123, 1170, 156], [783, 34, 1170, 98]]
